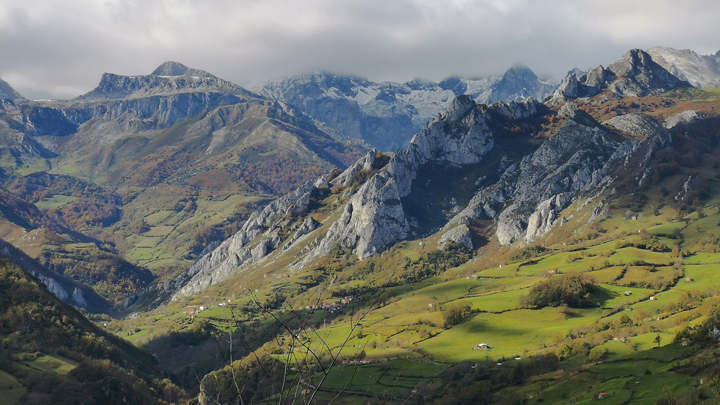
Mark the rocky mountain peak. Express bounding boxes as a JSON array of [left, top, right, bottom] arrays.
[[150, 61, 216, 78], [503, 64, 537, 79], [0, 78, 24, 100], [566, 67, 586, 78], [445, 94, 477, 121], [79, 63, 253, 101], [608, 48, 654, 75], [548, 48, 691, 105], [487, 64, 553, 104], [438, 76, 467, 96], [151, 61, 190, 76]]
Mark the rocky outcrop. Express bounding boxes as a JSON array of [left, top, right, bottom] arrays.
[[0, 240, 108, 312], [438, 224, 473, 249], [313, 95, 500, 259], [330, 149, 378, 187], [171, 180, 319, 300], [447, 108, 632, 245], [282, 216, 321, 251], [664, 110, 701, 129], [548, 49, 691, 105], [603, 113, 664, 139]]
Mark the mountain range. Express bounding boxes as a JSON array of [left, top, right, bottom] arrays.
[[0, 61, 367, 309], [168, 49, 696, 299], [260, 64, 556, 151], [2, 46, 720, 404]]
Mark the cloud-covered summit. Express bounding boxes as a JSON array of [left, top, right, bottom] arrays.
[[1, 0, 718, 99]]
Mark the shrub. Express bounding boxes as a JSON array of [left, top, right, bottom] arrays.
[[521, 273, 597, 309], [442, 303, 473, 328]]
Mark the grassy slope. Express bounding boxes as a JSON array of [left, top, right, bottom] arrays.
[[120, 180, 720, 401], [113, 89, 720, 402]]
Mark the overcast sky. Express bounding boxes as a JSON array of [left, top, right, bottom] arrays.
[[1, 0, 718, 99]]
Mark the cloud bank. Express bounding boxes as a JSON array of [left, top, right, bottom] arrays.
[[1, 0, 718, 99]]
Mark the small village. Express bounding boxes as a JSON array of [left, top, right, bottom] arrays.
[[185, 296, 358, 318], [302, 296, 357, 314]]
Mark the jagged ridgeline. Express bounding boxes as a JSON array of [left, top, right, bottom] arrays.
[[261, 65, 556, 151], [172, 48, 698, 303], [0, 61, 361, 185], [169, 49, 691, 300]]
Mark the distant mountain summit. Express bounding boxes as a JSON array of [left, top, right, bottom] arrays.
[[0, 77, 23, 100], [549, 49, 691, 105], [0, 62, 365, 297], [80, 61, 256, 100], [487, 64, 555, 104], [260, 65, 556, 151], [150, 60, 214, 77], [647, 46, 720, 88]]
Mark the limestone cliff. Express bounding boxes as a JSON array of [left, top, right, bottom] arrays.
[[548, 49, 691, 105]]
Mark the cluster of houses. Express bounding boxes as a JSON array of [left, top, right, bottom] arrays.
[[302, 296, 356, 313], [341, 357, 388, 365], [187, 299, 234, 317], [186, 305, 207, 316], [185, 296, 357, 319]]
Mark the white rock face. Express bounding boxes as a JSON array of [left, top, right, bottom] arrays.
[[313, 95, 501, 259], [647, 47, 720, 88], [72, 287, 87, 307], [664, 110, 700, 129], [439, 224, 473, 249], [42, 276, 70, 302], [448, 109, 635, 245], [603, 113, 664, 139], [525, 195, 563, 241], [0, 240, 107, 311], [171, 180, 318, 300]]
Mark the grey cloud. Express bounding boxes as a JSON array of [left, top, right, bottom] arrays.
[[1, 0, 718, 99]]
